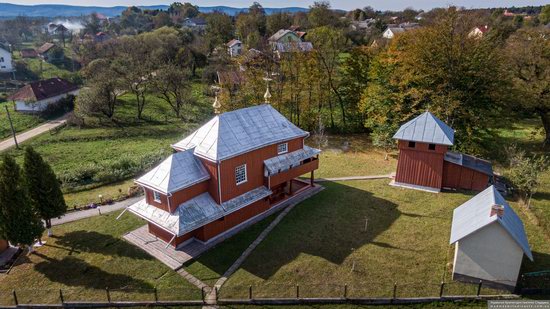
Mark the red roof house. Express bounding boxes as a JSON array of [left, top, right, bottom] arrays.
[[8, 78, 79, 113], [392, 112, 493, 193], [127, 104, 321, 247]]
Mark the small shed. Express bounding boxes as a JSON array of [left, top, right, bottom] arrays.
[[450, 186, 533, 291]]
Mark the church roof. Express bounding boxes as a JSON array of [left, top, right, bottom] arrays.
[[393, 111, 454, 146]]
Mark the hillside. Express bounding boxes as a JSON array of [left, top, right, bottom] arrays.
[[0, 3, 309, 17]]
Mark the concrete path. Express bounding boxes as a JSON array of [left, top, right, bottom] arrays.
[[315, 174, 392, 182], [51, 195, 142, 226], [0, 113, 68, 152]]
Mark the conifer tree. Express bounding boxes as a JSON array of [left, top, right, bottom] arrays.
[[23, 147, 67, 237], [0, 154, 44, 250]]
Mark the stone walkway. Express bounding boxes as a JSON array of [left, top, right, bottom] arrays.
[[0, 113, 69, 152]]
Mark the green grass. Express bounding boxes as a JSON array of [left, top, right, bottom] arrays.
[[220, 179, 550, 299], [0, 101, 46, 139], [0, 210, 200, 305]]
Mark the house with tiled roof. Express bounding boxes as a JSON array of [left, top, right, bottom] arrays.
[[36, 42, 62, 63], [126, 104, 320, 247], [8, 78, 79, 113], [450, 186, 532, 290], [469, 25, 489, 38], [391, 112, 493, 192]]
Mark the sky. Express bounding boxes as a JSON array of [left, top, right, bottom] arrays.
[[3, 0, 550, 11]]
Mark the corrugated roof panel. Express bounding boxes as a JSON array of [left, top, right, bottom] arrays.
[[393, 112, 454, 146], [450, 186, 533, 261], [264, 146, 321, 176]]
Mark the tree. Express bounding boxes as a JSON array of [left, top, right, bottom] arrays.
[[0, 155, 44, 249], [84, 13, 102, 35], [308, 1, 337, 28], [153, 63, 191, 118], [23, 147, 67, 237], [79, 58, 123, 119], [153, 11, 173, 28], [506, 27, 550, 146], [267, 12, 292, 35], [506, 145, 549, 208], [205, 12, 234, 51], [540, 5, 550, 25]]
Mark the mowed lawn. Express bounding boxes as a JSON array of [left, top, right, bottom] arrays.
[[0, 211, 199, 306], [220, 179, 550, 299], [0, 101, 46, 139]]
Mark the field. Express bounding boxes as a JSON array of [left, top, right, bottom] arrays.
[[0, 101, 46, 138]]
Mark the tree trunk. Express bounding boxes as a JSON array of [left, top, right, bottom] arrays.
[[538, 109, 550, 147]]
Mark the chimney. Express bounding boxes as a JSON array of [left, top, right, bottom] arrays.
[[490, 204, 504, 218]]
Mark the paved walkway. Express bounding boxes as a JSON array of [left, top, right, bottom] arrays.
[[0, 113, 69, 152], [315, 174, 392, 182], [51, 195, 142, 226]]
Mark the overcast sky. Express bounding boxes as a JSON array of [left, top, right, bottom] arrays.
[[3, 0, 549, 11]]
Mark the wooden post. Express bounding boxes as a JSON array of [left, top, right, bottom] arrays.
[[296, 285, 299, 299], [5, 105, 18, 149], [343, 284, 347, 298], [59, 289, 64, 304], [154, 288, 158, 302], [12, 290, 18, 306], [310, 171, 314, 186], [249, 286, 252, 300], [439, 282, 445, 298], [363, 218, 368, 232], [201, 287, 205, 303], [477, 280, 482, 297], [393, 282, 397, 300], [106, 288, 111, 303], [289, 180, 293, 195], [215, 287, 218, 301]]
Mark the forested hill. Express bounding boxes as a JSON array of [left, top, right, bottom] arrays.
[[0, 3, 309, 17]]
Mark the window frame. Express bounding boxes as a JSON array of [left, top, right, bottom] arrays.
[[277, 142, 288, 155], [428, 143, 436, 150], [235, 164, 247, 185], [408, 141, 416, 148], [153, 191, 162, 203]]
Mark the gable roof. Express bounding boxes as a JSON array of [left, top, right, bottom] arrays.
[[37, 42, 55, 54], [393, 111, 454, 146], [269, 29, 299, 42], [386, 27, 405, 34], [172, 104, 309, 162], [8, 78, 78, 102], [20, 49, 38, 58], [227, 39, 242, 47], [135, 149, 210, 194], [450, 186, 533, 261]]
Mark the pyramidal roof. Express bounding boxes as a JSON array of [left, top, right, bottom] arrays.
[[393, 112, 454, 146], [172, 104, 309, 162], [136, 149, 210, 194], [450, 186, 533, 261]]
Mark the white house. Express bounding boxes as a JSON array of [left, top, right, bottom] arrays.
[[450, 186, 533, 291], [227, 39, 243, 57], [0, 42, 14, 73], [382, 27, 405, 39], [8, 78, 79, 113], [468, 25, 489, 38], [183, 18, 207, 31]]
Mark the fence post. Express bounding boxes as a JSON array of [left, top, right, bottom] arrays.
[[201, 287, 205, 303], [215, 287, 218, 302], [59, 289, 64, 304], [343, 284, 347, 299], [154, 288, 158, 302], [296, 285, 300, 299], [477, 280, 483, 297], [106, 288, 111, 303], [12, 290, 18, 306], [439, 282, 445, 298], [393, 282, 397, 300], [249, 286, 253, 300]]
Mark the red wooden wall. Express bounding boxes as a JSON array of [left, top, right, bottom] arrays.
[[395, 141, 447, 190], [0, 239, 8, 253], [442, 161, 490, 191]]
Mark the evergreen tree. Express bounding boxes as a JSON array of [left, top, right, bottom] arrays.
[[0, 154, 44, 250], [23, 147, 67, 237]]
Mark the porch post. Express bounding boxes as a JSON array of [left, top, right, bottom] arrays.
[[289, 180, 293, 195], [310, 171, 314, 186]]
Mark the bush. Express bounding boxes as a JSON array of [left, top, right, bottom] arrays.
[[40, 95, 75, 118]]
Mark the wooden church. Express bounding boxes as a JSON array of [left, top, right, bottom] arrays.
[[391, 112, 493, 193]]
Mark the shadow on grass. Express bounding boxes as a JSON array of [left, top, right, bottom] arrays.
[[519, 251, 550, 293], [51, 231, 152, 261], [33, 253, 153, 289], [201, 181, 401, 280]]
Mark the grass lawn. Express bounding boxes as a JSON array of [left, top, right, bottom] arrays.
[[0, 101, 46, 139], [0, 210, 200, 306], [220, 179, 550, 299]]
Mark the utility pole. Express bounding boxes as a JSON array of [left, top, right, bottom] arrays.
[[5, 105, 19, 149]]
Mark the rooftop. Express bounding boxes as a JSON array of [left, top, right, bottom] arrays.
[[8, 78, 78, 102], [36, 42, 55, 54], [444, 151, 493, 176], [450, 186, 533, 261], [393, 111, 454, 146]]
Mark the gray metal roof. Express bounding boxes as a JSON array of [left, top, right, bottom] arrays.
[[450, 186, 533, 261], [264, 145, 320, 176], [135, 149, 210, 194], [275, 42, 313, 53], [128, 186, 272, 236], [393, 111, 454, 145], [172, 104, 309, 162], [269, 29, 295, 42], [444, 151, 493, 176]]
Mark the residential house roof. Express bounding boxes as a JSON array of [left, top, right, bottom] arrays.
[[393, 111, 454, 146], [128, 186, 272, 236], [185, 17, 207, 25], [8, 78, 78, 102], [36, 42, 55, 54], [172, 104, 309, 162], [275, 42, 313, 53], [269, 29, 299, 42], [227, 39, 242, 47], [20, 49, 38, 58], [450, 185, 533, 261], [444, 151, 493, 176], [386, 27, 405, 34], [135, 149, 210, 194]]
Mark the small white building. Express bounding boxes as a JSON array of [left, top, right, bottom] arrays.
[[450, 186, 533, 291], [8, 78, 79, 113], [0, 42, 14, 73], [468, 25, 489, 39], [382, 27, 405, 39], [227, 39, 242, 57]]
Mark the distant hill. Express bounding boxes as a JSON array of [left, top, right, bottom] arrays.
[[0, 3, 309, 18]]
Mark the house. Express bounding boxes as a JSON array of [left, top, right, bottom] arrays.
[[269, 29, 313, 55], [274, 42, 313, 55], [183, 17, 207, 31], [469, 25, 489, 38], [392, 112, 493, 192], [0, 42, 14, 73], [20, 49, 38, 58], [8, 78, 79, 113], [126, 104, 321, 247], [36, 42, 62, 62], [227, 39, 243, 57], [450, 185, 533, 291], [382, 27, 405, 39], [268, 29, 303, 45]]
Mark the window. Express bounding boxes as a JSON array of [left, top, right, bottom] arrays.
[[428, 143, 436, 150], [153, 191, 162, 203], [0, 57, 4, 63], [235, 164, 247, 185], [277, 143, 288, 154], [408, 141, 416, 148]]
